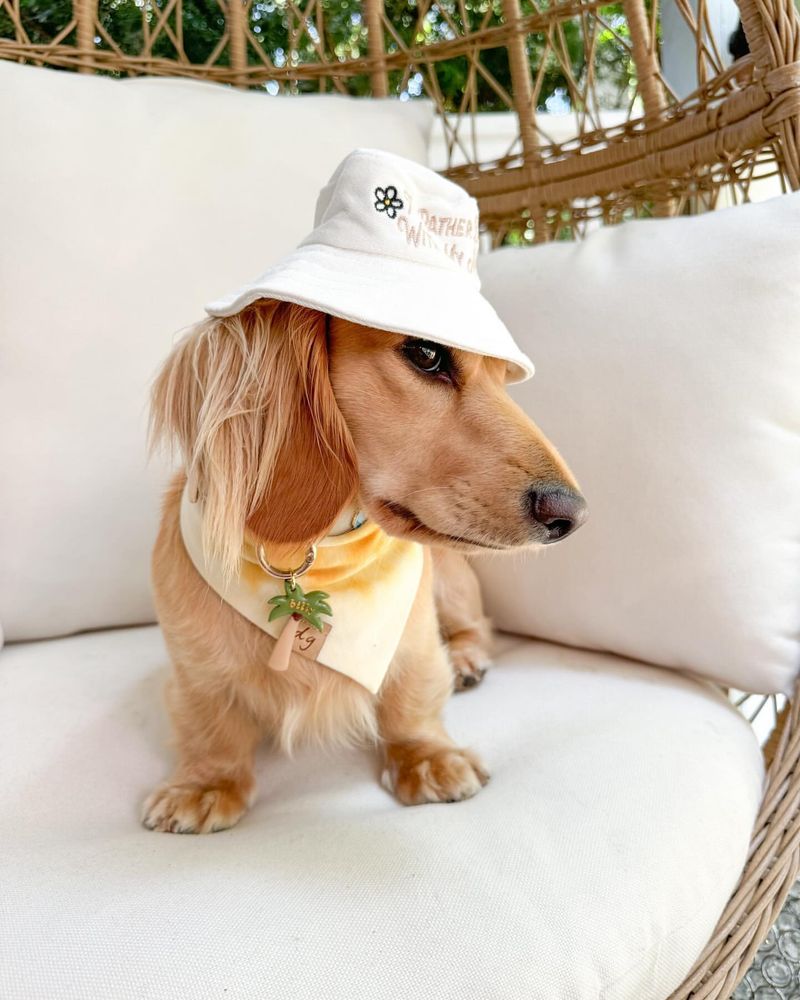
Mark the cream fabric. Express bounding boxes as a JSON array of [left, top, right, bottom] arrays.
[[476, 194, 800, 696], [206, 148, 535, 382], [0, 61, 433, 642], [0, 626, 762, 1000], [180, 488, 424, 693]]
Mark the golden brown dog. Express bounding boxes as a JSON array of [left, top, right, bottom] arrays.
[[143, 300, 585, 833]]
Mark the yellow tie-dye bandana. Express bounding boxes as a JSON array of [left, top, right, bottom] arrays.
[[179, 486, 424, 694]]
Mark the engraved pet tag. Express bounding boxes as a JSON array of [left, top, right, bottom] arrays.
[[292, 620, 333, 659], [267, 579, 333, 672]]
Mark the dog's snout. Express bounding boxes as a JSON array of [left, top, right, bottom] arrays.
[[525, 485, 588, 543]]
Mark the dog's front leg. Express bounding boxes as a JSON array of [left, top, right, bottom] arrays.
[[142, 670, 261, 834], [377, 554, 489, 806], [432, 547, 493, 690]]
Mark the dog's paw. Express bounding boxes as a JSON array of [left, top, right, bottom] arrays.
[[383, 743, 490, 806], [141, 779, 251, 834], [448, 632, 492, 691]]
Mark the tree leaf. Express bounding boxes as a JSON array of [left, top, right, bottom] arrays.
[[305, 590, 330, 601], [269, 604, 293, 622]]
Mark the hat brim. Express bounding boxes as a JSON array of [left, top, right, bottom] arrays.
[[205, 243, 534, 383]]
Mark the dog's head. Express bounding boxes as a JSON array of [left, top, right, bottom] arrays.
[[152, 300, 586, 576]]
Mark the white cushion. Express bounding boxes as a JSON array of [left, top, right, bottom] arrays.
[[0, 627, 762, 999], [476, 194, 800, 695], [0, 61, 432, 641]]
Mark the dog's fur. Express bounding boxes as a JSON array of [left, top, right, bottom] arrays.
[[143, 300, 581, 833]]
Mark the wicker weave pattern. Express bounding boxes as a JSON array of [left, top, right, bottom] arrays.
[[1, 0, 799, 239], [2, 0, 800, 994], [665, 693, 800, 998]]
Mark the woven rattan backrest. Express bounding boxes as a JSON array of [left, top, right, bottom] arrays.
[[1, 0, 798, 239]]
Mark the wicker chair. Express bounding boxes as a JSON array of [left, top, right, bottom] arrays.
[[2, 0, 799, 993]]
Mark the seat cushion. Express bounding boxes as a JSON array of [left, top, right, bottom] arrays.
[[0, 628, 762, 1000], [0, 60, 432, 642]]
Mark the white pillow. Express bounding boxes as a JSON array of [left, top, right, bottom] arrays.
[[476, 194, 800, 695], [0, 62, 432, 642]]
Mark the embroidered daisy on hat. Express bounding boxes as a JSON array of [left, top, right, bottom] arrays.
[[205, 148, 535, 382]]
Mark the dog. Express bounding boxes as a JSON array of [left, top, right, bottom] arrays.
[[142, 300, 586, 833]]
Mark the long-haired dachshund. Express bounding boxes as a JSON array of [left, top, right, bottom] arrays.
[[142, 300, 586, 833], [142, 149, 586, 833]]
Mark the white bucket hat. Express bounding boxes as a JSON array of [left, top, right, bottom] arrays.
[[206, 148, 535, 382]]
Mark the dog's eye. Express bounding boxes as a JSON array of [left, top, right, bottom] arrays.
[[403, 339, 450, 378]]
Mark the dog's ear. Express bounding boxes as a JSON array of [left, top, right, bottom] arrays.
[[244, 304, 359, 549], [150, 300, 358, 579]]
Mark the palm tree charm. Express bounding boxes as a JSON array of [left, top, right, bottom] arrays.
[[266, 579, 333, 672]]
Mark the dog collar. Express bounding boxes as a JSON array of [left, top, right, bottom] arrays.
[[179, 485, 424, 694], [327, 504, 367, 536]]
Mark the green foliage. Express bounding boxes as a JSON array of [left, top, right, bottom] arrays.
[[1, 0, 636, 111], [1, 0, 75, 45]]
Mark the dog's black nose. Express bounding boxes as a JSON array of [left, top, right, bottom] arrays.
[[526, 485, 588, 543]]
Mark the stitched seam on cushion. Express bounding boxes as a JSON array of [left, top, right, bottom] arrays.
[[598, 897, 730, 999]]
